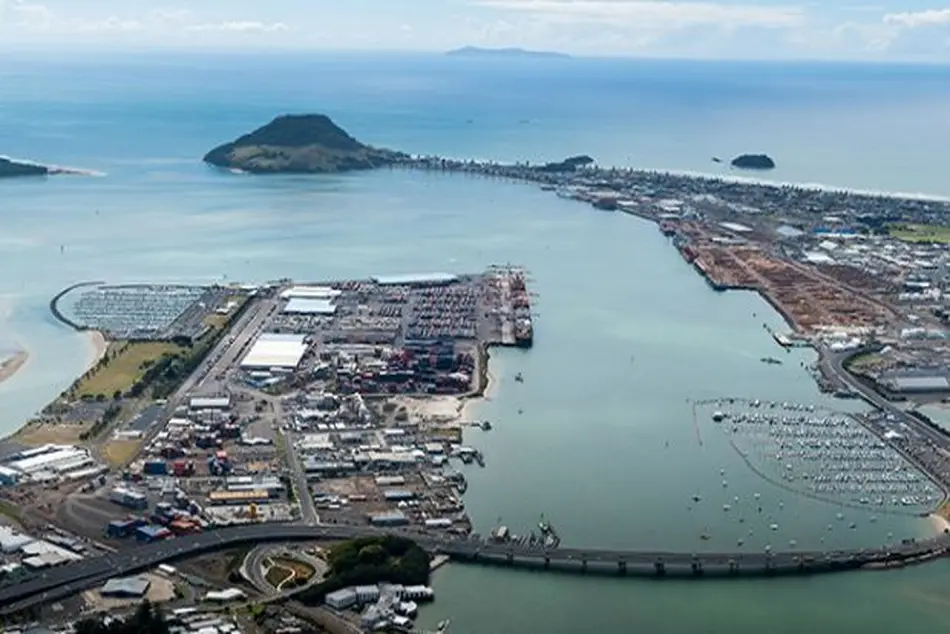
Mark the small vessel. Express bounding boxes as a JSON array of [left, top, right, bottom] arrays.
[[437, 619, 452, 632], [514, 372, 524, 383], [481, 420, 493, 431], [760, 357, 783, 365], [700, 532, 711, 541]]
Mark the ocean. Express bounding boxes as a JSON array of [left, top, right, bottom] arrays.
[[2, 52, 950, 632]]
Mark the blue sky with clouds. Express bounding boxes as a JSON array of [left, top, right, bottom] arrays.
[[2, 0, 950, 60]]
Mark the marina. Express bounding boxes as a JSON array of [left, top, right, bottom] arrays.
[[696, 399, 946, 517]]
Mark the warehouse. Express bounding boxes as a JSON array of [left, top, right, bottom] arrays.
[[0, 465, 20, 486], [883, 375, 950, 393], [283, 298, 337, 315], [240, 333, 308, 370], [368, 511, 410, 527], [8, 447, 90, 475], [280, 285, 342, 300], [371, 273, 458, 287], [189, 396, 231, 410], [208, 490, 272, 505], [101, 576, 151, 598], [0, 527, 33, 553]]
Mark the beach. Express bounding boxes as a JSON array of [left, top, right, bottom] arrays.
[[85, 330, 108, 371], [0, 350, 28, 385]]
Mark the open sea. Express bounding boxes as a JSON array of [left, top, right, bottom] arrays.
[[3, 52, 950, 632]]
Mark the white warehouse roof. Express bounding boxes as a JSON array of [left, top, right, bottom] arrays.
[[9, 448, 89, 474], [240, 333, 308, 370], [283, 298, 337, 315], [280, 285, 342, 300]]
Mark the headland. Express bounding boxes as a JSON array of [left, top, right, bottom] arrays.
[[445, 46, 572, 60], [0, 156, 99, 178], [203, 114, 408, 174]]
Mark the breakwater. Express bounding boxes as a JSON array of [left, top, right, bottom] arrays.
[[49, 281, 104, 331]]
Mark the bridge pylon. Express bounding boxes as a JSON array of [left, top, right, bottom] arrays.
[[617, 560, 627, 576]]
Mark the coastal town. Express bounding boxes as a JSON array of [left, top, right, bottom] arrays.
[[6, 138, 950, 632]]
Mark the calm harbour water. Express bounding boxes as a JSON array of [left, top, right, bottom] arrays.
[[2, 53, 950, 632]]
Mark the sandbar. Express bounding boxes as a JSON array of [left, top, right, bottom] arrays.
[[0, 350, 28, 385]]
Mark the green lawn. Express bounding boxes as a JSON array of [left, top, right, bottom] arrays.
[[888, 223, 950, 244], [74, 341, 184, 399]]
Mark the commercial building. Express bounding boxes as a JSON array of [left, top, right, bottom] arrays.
[[240, 333, 308, 370]]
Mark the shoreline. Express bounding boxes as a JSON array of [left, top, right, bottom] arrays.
[[0, 350, 29, 385], [85, 330, 108, 372]]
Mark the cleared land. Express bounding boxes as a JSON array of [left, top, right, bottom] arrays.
[[73, 341, 185, 398], [13, 422, 87, 447], [888, 223, 950, 244], [103, 439, 142, 466]]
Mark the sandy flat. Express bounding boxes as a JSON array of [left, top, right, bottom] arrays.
[[930, 513, 950, 536], [85, 330, 108, 371], [0, 350, 28, 385]]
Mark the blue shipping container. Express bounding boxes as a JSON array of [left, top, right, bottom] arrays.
[[143, 460, 167, 475]]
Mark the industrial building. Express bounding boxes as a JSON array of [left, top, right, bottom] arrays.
[[240, 333, 308, 370], [883, 375, 950, 393], [208, 490, 272, 504], [280, 285, 343, 300], [189, 396, 231, 410], [371, 273, 458, 286], [101, 575, 151, 598], [0, 466, 20, 486], [7, 446, 92, 476], [283, 298, 337, 315], [368, 511, 410, 527]]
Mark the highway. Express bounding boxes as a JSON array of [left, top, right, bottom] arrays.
[[824, 349, 950, 469], [2, 523, 949, 615]]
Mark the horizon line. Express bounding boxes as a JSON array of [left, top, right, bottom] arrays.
[[0, 44, 949, 67]]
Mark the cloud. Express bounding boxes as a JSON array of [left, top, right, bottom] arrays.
[[883, 8, 950, 28], [186, 21, 290, 33], [474, 0, 805, 29]]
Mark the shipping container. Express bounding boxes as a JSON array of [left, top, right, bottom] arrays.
[[143, 460, 167, 476]]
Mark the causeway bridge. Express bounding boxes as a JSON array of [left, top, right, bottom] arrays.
[[2, 524, 949, 615]]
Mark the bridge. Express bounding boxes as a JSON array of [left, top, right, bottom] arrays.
[[2, 523, 949, 615]]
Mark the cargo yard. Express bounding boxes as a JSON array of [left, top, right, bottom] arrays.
[[3, 269, 534, 556]]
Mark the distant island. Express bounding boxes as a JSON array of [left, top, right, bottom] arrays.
[[0, 157, 48, 178], [446, 46, 571, 60], [731, 154, 776, 170], [203, 114, 408, 174]]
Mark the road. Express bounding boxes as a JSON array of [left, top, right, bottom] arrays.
[[825, 349, 950, 453], [2, 523, 948, 615], [114, 294, 277, 470]]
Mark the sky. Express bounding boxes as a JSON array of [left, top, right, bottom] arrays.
[[1, 0, 950, 61]]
